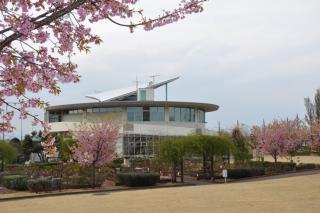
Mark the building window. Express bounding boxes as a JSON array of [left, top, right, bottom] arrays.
[[150, 107, 165, 121], [69, 109, 83, 114], [169, 107, 195, 122], [199, 110, 205, 123], [87, 107, 122, 113], [127, 107, 164, 122], [128, 107, 143, 122], [139, 90, 146, 101], [123, 134, 157, 157], [48, 111, 61, 123]]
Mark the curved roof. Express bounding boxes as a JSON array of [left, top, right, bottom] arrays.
[[46, 101, 219, 112]]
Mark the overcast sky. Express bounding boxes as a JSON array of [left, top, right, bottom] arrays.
[[8, 0, 320, 139]]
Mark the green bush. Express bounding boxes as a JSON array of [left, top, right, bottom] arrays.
[[0, 172, 14, 185], [0, 141, 18, 164], [117, 173, 159, 187], [227, 168, 265, 179], [2, 175, 27, 190], [296, 163, 319, 171], [27, 177, 62, 192], [263, 162, 296, 173]]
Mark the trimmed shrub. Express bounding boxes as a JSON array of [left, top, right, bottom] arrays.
[[227, 168, 265, 179], [27, 177, 62, 192], [2, 175, 27, 190], [117, 173, 159, 187], [0, 172, 14, 185], [256, 161, 296, 174], [296, 163, 319, 171]]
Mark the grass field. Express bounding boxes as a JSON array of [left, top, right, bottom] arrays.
[[1, 172, 320, 213]]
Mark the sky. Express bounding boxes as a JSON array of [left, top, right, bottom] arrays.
[[7, 0, 320, 139]]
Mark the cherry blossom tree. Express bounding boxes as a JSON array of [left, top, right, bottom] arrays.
[[0, 0, 207, 133], [72, 121, 119, 186], [252, 118, 308, 163]]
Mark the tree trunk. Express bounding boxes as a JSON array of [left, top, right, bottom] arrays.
[[202, 153, 207, 173], [0, 156, 4, 172], [180, 159, 184, 183], [92, 162, 96, 188], [172, 162, 177, 183], [37, 153, 42, 162], [56, 162, 63, 192], [227, 150, 230, 164], [273, 154, 278, 171], [210, 155, 215, 181]]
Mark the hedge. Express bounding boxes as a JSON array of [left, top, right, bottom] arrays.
[[2, 175, 27, 190], [227, 168, 265, 179], [296, 163, 319, 171], [0, 172, 15, 185], [117, 173, 159, 187], [27, 176, 62, 192]]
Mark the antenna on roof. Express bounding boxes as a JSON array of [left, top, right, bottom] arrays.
[[149, 74, 160, 85], [133, 76, 143, 90]]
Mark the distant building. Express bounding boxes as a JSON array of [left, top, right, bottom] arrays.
[[45, 77, 219, 162]]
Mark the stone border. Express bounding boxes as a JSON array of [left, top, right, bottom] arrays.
[[0, 182, 195, 202]]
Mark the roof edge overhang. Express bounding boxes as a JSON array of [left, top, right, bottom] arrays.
[[46, 101, 219, 112]]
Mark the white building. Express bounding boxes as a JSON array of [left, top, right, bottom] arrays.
[[45, 77, 219, 160]]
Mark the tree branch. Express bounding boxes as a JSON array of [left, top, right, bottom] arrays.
[[0, 0, 88, 52]]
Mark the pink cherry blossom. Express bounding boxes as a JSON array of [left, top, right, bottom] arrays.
[[72, 121, 119, 166], [252, 118, 309, 163]]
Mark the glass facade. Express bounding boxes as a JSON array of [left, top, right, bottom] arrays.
[[127, 107, 164, 122], [139, 90, 146, 101], [48, 106, 205, 124], [199, 110, 205, 123], [68, 109, 83, 114], [87, 107, 122, 113], [123, 134, 157, 157], [169, 107, 195, 122], [48, 111, 61, 123], [127, 107, 143, 122]]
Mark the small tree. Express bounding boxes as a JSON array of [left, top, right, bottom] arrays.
[[310, 122, 320, 153], [58, 136, 77, 162], [231, 127, 252, 164], [304, 89, 320, 125], [252, 119, 307, 163], [72, 121, 119, 187], [22, 134, 33, 161], [0, 141, 17, 171], [158, 137, 180, 183], [175, 136, 194, 183], [194, 135, 233, 180]]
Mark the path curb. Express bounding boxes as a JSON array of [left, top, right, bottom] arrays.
[[0, 182, 195, 202]]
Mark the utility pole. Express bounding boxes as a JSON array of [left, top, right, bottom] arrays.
[[165, 83, 168, 101]]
